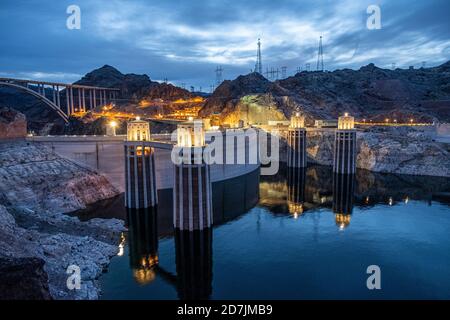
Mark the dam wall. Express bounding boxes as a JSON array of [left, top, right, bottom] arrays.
[[27, 132, 260, 192]]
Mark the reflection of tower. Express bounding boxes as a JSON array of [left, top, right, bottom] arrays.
[[287, 167, 306, 218], [173, 119, 213, 230], [287, 112, 307, 168], [255, 38, 263, 74], [127, 207, 159, 285], [175, 229, 213, 300], [333, 113, 356, 174], [124, 118, 158, 208], [332, 173, 355, 230]]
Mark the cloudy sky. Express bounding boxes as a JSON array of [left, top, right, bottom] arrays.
[[0, 0, 449, 90]]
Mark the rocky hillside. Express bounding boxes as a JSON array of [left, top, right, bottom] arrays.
[[0, 107, 27, 139], [0, 141, 124, 299], [74, 65, 155, 100], [200, 61, 450, 124]]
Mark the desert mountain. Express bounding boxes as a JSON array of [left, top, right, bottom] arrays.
[[200, 61, 450, 124]]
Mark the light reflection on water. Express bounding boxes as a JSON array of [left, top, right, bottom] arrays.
[[92, 165, 450, 299]]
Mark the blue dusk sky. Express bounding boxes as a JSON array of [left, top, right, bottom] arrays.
[[0, 0, 449, 90]]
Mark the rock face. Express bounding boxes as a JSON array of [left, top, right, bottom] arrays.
[[0, 107, 27, 139], [142, 82, 196, 101], [279, 127, 450, 177], [0, 255, 52, 300], [0, 141, 125, 299], [200, 61, 450, 123]]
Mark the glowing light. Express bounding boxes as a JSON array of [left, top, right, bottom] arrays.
[[389, 197, 393, 206], [110, 121, 117, 128], [344, 112, 349, 117], [136, 116, 141, 121], [188, 116, 194, 121]]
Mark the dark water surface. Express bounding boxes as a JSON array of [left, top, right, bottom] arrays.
[[78, 165, 450, 299]]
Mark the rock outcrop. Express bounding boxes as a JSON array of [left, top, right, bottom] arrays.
[[0, 107, 27, 139], [279, 127, 450, 177], [75, 65, 155, 100], [0, 255, 52, 300], [0, 141, 125, 299]]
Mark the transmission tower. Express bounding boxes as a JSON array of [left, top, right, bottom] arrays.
[[305, 63, 311, 71], [392, 63, 396, 70], [316, 36, 324, 71], [296, 67, 302, 73], [275, 68, 280, 80], [281, 66, 287, 79], [181, 83, 186, 90], [215, 66, 223, 86], [421, 61, 426, 68], [255, 38, 263, 74]]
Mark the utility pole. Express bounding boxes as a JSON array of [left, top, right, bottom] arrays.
[[281, 66, 287, 79]]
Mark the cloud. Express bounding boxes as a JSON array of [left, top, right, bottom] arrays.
[[0, 0, 449, 89]]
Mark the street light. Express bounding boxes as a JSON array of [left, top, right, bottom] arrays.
[[109, 120, 117, 136]]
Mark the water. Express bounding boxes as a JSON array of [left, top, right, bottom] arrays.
[[80, 165, 450, 299]]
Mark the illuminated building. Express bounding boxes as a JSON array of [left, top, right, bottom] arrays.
[[173, 119, 212, 230], [333, 113, 356, 174], [287, 112, 307, 168], [124, 118, 158, 208]]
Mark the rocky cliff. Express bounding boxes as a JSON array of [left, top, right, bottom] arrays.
[[0, 141, 124, 299], [200, 61, 450, 124], [0, 107, 27, 139], [279, 127, 450, 177]]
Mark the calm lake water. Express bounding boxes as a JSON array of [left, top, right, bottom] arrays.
[[84, 164, 450, 299]]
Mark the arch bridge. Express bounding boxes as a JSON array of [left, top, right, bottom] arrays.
[[0, 77, 120, 123]]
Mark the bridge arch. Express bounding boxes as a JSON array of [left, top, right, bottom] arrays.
[[0, 81, 69, 123]]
